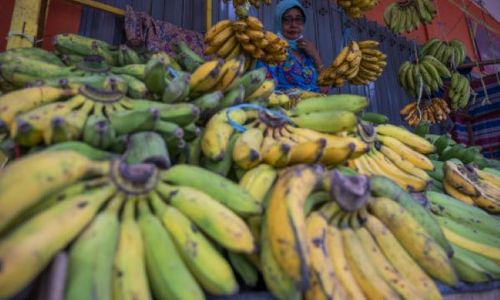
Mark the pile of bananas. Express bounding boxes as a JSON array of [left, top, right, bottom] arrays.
[[448, 71, 471, 110], [318, 41, 362, 87], [420, 38, 467, 68], [427, 191, 500, 283], [259, 166, 459, 299], [204, 17, 288, 65], [398, 55, 451, 98], [337, 0, 380, 18], [319, 40, 387, 87], [428, 133, 489, 167], [439, 160, 500, 213], [400, 97, 451, 126], [384, 0, 436, 34], [199, 94, 371, 171], [0, 149, 264, 299], [349, 124, 435, 192]]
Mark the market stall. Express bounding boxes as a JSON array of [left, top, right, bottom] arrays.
[[0, 1, 499, 300]]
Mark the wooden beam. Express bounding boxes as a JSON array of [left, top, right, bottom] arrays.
[[206, 0, 213, 32], [6, 0, 50, 49], [65, 0, 125, 16]]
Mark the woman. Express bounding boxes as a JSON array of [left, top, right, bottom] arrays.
[[256, 0, 327, 93]]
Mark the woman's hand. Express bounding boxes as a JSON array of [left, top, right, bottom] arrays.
[[297, 39, 322, 67]]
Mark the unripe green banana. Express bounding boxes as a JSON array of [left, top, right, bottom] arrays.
[[291, 110, 358, 133]]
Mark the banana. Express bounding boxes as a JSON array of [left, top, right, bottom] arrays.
[[354, 219, 422, 299], [451, 244, 492, 283], [155, 183, 255, 252], [112, 198, 150, 300], [369, 197, 458, 286], [362, 211, 443, 300], [291, 110, 358, 134], [137, 197, 204, 300], [379, 145, 430, 181], [260, 134, 292, 168], [377, 124, 436, 154], [201, 108, 246, 161], [305, 212, 346, 300], [443, 178, 475, 205], [217, 56, 245, 92], [443, 160, 479, 197], [208, 25, 235, 48], [0, 151, 107, 232], [161, 164, 261, 216], [289, 139, 327, 165], [190, 59, 224, 92], [0, 184, 116, 299], [65, 193, 122, 300], [266, 165, 323, 289], [369, 175, 454, 257], [260, 215, 301, 300], [232, 128, 264, 170], [435, 216, 500, 250], [217, 36, 238, 58], [291, 94, 368, 115], [0, 86, 73, 129], [245, 79, 275, 101], [220, 84, 245, 108], [341, 214, 400, 300], [452, 244, 500, 280], [228, 66, 267, 96], [238, 164, 277, 204], [205, 20, 233, 43], [377, 134, 434, 170]]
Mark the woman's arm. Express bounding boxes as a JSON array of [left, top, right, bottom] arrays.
[[297, 39, 324, 71]]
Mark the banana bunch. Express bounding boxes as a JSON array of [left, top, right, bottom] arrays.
[[317, 41, 363, 87], [441, 159, 500, 213], [204, 17, 288, 66], [200, 94, 370, 170], [429, 134, 489, 167], [398, 55, 451, 98], [400, 97, 451, 126], [420, 38, 467, 68], [0, 147, 264, 299], [349, 124, 435, 192], [337, 0, 380, 18], [263, 166, 455, 299], [349, 40, 388, 85], [448, 72, 471, 110], [384, 0, 436, 34], [227, 0, 272, 9], [426, 191, 500, 283], [0, 85, 201, 153]]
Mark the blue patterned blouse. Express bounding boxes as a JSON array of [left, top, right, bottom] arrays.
[[256, 50, 320, 92]]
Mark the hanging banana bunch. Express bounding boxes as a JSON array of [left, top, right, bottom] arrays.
[[384, 0, 436, 34], [337, 0, 381, 18], [420, 38, 467, 69], [225, 0, 273, 10], [349, 40, 388, 85], [400, 97, 451, 126], [448, 72, 471, 110], [204, 17, 288, 66], [398, 55, 451, 98]]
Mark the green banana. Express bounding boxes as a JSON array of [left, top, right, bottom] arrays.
[[124, 132, 170, 169], [162, 164, 262, 216], [291, 110, 358, 134], [44, 141, 117, 160], [173, 41, 205, 73], [119, 74, 149, 99], [0, 47, 64, 66], [228, 251, 259, 287], [108, 108, 159, 135], [82, 114, 117, 149], [110, 64, 146, 80], [228, 67, 267, 96], [201, 132, 239, 177], [291, 94, 368, 115], [220, 84, 245, 108]]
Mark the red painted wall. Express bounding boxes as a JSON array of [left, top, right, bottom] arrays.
[[0, 0, 81, 51]]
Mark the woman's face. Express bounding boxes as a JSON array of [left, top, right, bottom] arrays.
[[281, 8, 305, 41]]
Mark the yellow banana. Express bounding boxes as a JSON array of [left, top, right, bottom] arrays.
[[217, 56, 245, 91], [305, 212, 346, 300], [232, 128, 264, 169], [155, 183, 255, 252], [0, 184, 115, 299], [331, 46, 350, 68], [190, 59, 224, 92], [379, 145, 430, 181], [202, 108, 247, 160], [377, 134, 434, 170], [0, 150, 108, 232], [289, 139, 327, 165], [369, 197, 458, 286], [266, 165, 323, 289], [209, 25, 235, 48], [441, 226, 500, 264], [217, 36, 238, 58], [245, 16, 264, 31], [362, 211, 443, 300], [443, 179, 475, 205], [113, 198, 151, 300], [238, 164, 277, 204], [245, 80, 275, 101], [205, 19, 233, 43], [443, 161, 479, 197], [340, 214, 400, 300]]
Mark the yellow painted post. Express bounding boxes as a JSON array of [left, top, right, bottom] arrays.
[[6, 0, 49, 49], [206, 0, 213, 32]]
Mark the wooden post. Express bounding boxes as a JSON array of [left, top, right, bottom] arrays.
[[64, 0, 125, 16], [206, 0, 213, 32], [6, 0, 51, 49]]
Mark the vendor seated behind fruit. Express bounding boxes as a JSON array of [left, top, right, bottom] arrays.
[[256, 0, 328, 93]]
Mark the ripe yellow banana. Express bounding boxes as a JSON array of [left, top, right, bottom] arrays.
[[0, 150, 108, 232], [0, 184, 115, 299], [376, 124, 436, 154], [245, 80, 275, 101], [205, 20, 233, 43], [443, 161, 479, 197], [189, 59, 224, 92], [266, 165, 323, 289], [232, 128, 264, 169], [377, 134, 434, 170], [155, 183, 255, 252], [238, 164, 277, 204], [379, 145, 430, 181], [369, 197, 458, 286], [289, 139, 327, 165], [442, 179, 475, 205], [362, 211, 443, 300]]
